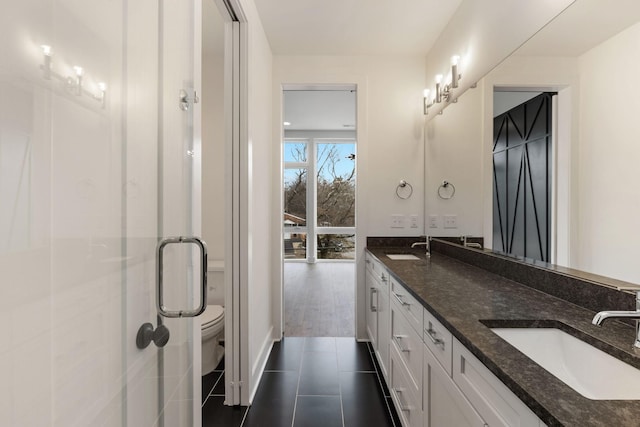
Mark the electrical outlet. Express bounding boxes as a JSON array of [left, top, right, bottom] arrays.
[[409, 214, 419, 228], [390, 214, 406, 228], [429, 215, 439, 228], [443, 214, 458, 229]]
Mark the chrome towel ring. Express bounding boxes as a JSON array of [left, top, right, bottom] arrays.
[[396, 180, 413, 199], [437, 181, 456, 200]]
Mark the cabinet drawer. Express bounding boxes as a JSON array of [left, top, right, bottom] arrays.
[[390, 343, 423, 427], [366, 254, 390, 291], [423, 308, 453, 376], [391, 303, 423, 393], [390, 277, 423, 335], [452, 339, 541, 427]]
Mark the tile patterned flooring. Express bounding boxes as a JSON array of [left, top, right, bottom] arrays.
[[202, 337, 400, 427]]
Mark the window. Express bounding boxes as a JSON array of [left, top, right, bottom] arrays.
[[283, 139, 356, 261]]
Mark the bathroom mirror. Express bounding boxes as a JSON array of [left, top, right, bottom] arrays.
[[425, 0, 640, 286]]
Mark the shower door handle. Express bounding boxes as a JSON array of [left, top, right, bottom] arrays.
[[156, 236, 208, 318]]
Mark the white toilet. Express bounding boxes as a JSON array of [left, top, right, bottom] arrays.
[[201, 265, 225, 375], [201, 304, 225, 375]]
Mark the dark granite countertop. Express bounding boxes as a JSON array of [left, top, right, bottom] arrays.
[[366, 246, 640, 427]]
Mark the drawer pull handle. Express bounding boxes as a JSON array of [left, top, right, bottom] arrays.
[[393, 334, 411, 353], [425, 326, 445, 348], [370, 288, 378, 312], [394, 388, 412, 412], [392, 292, 410, 307]]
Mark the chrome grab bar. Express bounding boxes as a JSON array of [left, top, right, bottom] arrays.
[[156, 236, 208, 318], [425, 323, 445, 348], [394, 388, 411, 412], [392, 291, 410, 307], [370, 287, 378, 312], [393, 334, 410, 353]]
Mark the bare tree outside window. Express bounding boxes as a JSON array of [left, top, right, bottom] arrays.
[[283, 141, 355, 260]]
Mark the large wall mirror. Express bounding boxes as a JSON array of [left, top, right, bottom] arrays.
[[425, 0, 640, 285]]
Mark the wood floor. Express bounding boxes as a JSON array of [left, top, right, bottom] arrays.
[[284, 262, 355, 337]]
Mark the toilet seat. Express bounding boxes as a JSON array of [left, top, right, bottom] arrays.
[[201, 305, 224, 330]]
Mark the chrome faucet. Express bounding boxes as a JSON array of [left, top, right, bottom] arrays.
[[411, 237, 430, 257], [461, 235, 482, 249], [592, 289, 640, 349]]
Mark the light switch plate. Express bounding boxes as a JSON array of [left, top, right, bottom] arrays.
[[429, 215, 439, 229]]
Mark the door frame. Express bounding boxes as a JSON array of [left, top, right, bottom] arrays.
[[274, 81, 369, 342], [482, 83, 573, 267]]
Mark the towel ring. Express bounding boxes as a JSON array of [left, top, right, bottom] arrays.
[[396, 180, 413, 200], [437, 181, 455, 200]]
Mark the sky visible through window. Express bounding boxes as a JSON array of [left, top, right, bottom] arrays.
[[284, 141, 355, 178]]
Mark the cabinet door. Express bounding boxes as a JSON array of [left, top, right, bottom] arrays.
[[425, 344, 486, 427], [377, 289, 390, 380], [365, 269, 378, 349], [452, 339, 541, 427]]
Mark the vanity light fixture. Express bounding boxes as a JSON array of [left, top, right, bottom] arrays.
[[96, 82, 107, 108], [423, 89, 432, 115], [70, 66, 84, 96], [37, 43, 106, 108], [435, 74, 443, 104], [41, 45, 52, 79], [450, 55, 461, 89]]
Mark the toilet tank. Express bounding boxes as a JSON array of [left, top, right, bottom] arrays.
[[207, 260, 225, 306]]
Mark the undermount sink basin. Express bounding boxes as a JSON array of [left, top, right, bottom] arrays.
[[491, 327, 640, 400], [386, 254, 420, 260]]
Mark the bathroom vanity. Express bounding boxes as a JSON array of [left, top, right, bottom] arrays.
[[366, 238, 640, 427]]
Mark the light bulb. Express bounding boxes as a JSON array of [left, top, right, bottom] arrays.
[[435, 74, 443, 84], [98, 82, 107, 92], [41, 45, 52, 56], [451, 55, 460, 66], [73, 66, 84, 76], [423, 89, 430, 98]]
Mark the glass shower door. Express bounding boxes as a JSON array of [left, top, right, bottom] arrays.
[[0, 0, 201, 425]]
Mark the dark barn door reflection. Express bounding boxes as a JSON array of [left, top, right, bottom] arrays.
[[493, 93, 553, 262]]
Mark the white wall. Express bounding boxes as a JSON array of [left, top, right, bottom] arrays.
[[575, 22, 640, 283], [236, 0, 275, 404], [424, 84, 484, 238], [273, 55, 426, 340]]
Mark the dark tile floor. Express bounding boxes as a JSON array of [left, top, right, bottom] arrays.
[[202, 337, 400, 427]]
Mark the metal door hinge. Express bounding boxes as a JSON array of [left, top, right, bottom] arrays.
[[179, 89, 200, 111]]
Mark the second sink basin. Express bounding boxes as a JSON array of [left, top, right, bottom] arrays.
[[491, 327, 640, 400], [386, 254, 420, 260]]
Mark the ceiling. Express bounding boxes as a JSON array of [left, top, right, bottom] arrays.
[[515, 0, 640, 57], [252, 0, 463, 56], [264, 0, 640, 130]]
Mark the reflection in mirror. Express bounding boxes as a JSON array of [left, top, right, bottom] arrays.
[[0, 84, 33, 254], [0, 129, 31, 253], [425, 0, 640, 285]]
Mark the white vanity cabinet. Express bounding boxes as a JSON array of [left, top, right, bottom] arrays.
[[375, 260, 547, 427], [365, 254, 391, 379]]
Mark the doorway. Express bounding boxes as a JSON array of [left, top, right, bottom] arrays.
[[492, 91, 555, 262], [282, 87, 357, 337]]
